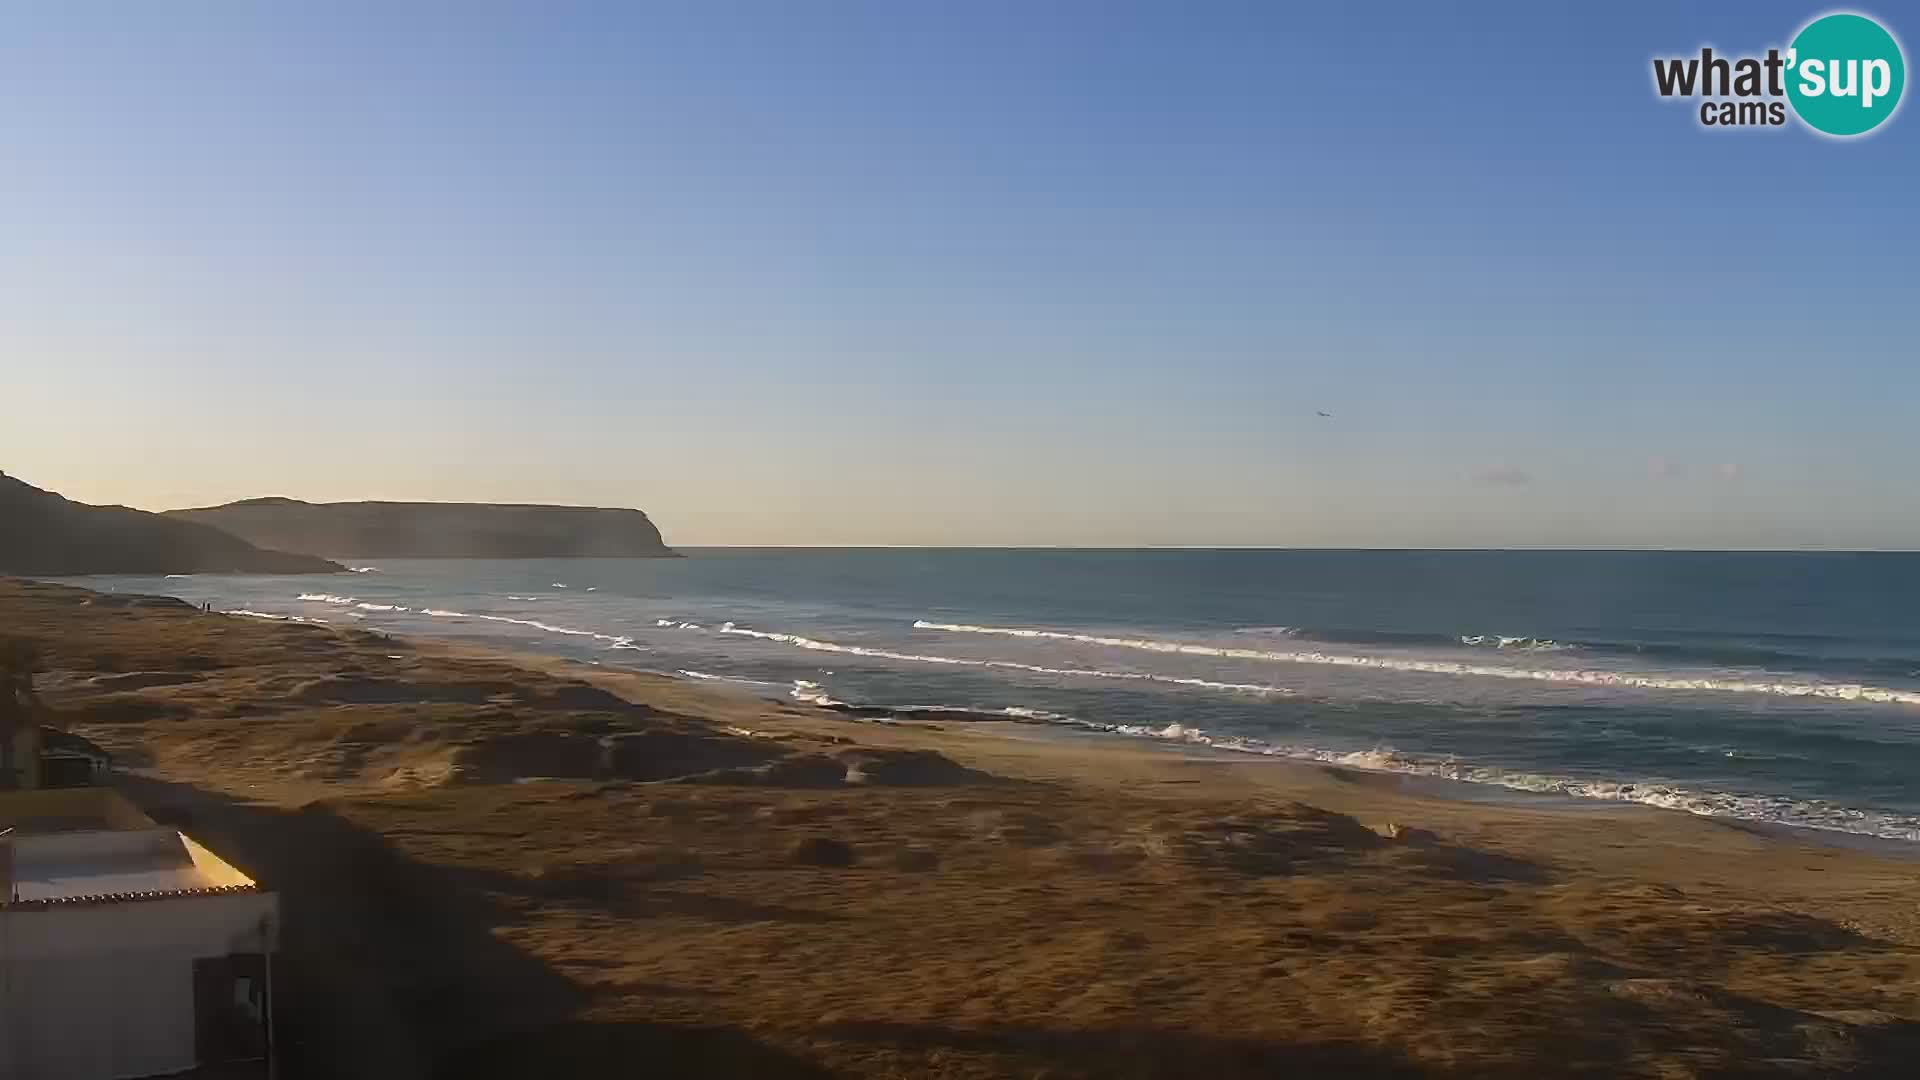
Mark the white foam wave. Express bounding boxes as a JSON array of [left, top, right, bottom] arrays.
[[475, 614, 593, 636], [658, 670, 784, 692], [1073, 720, 1920, 840], [550, 583, 568, 588], [226, 609, 327, 624], [784, 679, 1076, 723], [300, 593, 416, 615], [790, 679, 845, 706], [1459, 634, 1569, 651], [715, 625, 1290, 696], [913, 621, 1920, 706], [410, 605, 642, 649], [999, 705, 1072, 722], [348, 566, 381, 573]]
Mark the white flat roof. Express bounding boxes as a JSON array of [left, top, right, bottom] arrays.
[[9, 827, 257, 905]]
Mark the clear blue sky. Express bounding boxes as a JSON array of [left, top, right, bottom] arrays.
[[2, 1, 1914, 547]]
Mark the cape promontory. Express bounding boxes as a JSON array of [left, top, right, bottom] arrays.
[[1, 473, 344, 576], [166, 497, 677, 559]]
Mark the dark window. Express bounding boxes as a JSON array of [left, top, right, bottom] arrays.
[[193, 953, 271, 1065]]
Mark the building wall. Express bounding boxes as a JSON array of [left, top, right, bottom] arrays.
[[0, 891, 278, 1079]]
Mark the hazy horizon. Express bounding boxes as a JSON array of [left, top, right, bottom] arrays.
[[4, 2, 1916, 549]]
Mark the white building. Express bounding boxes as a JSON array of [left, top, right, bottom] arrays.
[[0, 788, 278, 1079]]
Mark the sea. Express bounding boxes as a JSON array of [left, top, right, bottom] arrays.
[[68, 549, 1920, 841]]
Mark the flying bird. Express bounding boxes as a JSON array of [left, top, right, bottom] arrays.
[[1316, 410, 1333, 418]]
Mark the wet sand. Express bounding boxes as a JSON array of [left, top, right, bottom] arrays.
[[6, 577, 1919, 1078]]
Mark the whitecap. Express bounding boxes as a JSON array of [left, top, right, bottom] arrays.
[[790, 679, 845, 707], [913, 621, 1920, 706], [1000, 705, 1073, 722], [226, 609, 327, 624], [715, 624, 1290, 696], [1060, 718, 1920, 840]]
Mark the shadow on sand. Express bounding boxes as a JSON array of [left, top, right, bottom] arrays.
[[120, 773, 832, 1079]]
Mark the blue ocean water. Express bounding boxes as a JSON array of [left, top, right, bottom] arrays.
[[75, 549, 1920, 839]]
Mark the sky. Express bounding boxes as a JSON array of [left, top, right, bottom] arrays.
[[2, 1, 1916, 548]]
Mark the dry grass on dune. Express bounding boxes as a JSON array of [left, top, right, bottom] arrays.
[[6, 577, 1920, 1078]]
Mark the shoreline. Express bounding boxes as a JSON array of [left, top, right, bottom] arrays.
[[539, 649, 1920, 854], [77, 569, 1920, 849], [11, 575, 1920, 1077], [518, 643, 1920, 862], [64, 566, 1920, 844]]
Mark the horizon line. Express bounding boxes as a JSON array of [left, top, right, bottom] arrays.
[[664, 544, 1920, 554]]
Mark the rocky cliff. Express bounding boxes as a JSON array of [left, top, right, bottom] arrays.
[[167, 498, 676, 559], [0, 473, 344, 575]]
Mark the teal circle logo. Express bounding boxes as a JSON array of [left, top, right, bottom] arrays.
[[1786, 13, 1906, 136]]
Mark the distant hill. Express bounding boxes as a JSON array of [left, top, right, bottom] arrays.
[[168, 497, 677, 559], [0, 473, 344, 576]]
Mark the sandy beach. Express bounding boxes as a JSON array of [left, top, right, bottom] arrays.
[[7, 576, 1919, 1078]]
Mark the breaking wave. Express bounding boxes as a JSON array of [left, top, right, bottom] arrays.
[[1227, 624, 1920, 677], [669, 669, 784, 690], [787, 680, 1072, 723], [298, 594, 420, 616], [1078, 720, 1920, 841], [226, 608, 326, 624], [914, 621, 1920, 706], [790, 679, 844, 707], [777, 675, 1920, 840], [1457, 634, 1569, 651], [716, 624, 1291, 697], [295, 592, 639, 649]]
